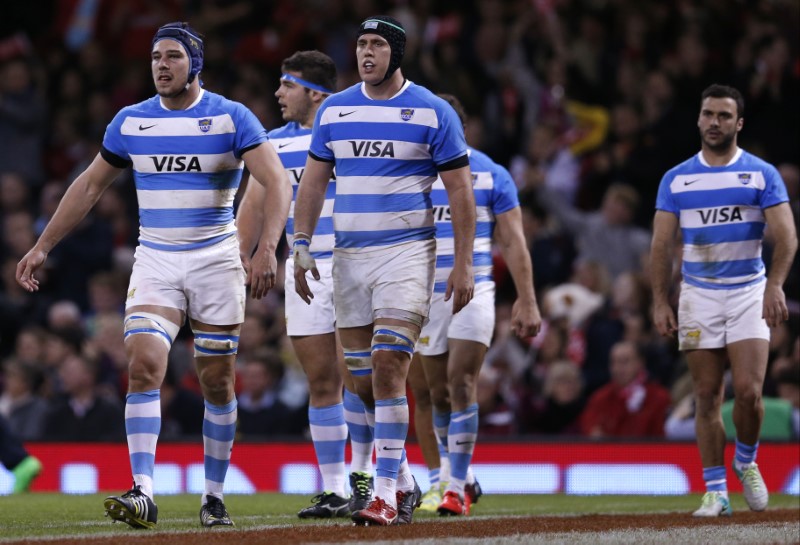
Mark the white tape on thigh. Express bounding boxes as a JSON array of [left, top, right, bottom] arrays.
[[344, 347, 373, 376], [193, 329, 240, 357], [124, 312, 180, 349], [375, 308, 425, 327]]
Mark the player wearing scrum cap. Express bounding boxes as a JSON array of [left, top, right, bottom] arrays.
[[16, 21, 291, 529], [292, 15, 477, 526]]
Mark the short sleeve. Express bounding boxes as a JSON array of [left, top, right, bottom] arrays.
[[759, 163, 790, 209], [491, 164, 520, 215], [309, 103, 334, 162], [655, 172, 678, 215], [429, 101, 468, 167], [101, 110, 130, 163], [231, 102, 268, 158]]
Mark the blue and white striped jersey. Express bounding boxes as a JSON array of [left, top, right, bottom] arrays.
[[268, 122, 335, 260], [655, 148, 788, 290], [308, 81, 468, 251], [430, 148, 519, 293], [101, 90, 268, 252]]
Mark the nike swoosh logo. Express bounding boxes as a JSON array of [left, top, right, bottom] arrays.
[[455, 440, 474, 446], [139, 124, 157, 131], [278, 143, 292, 149], [382, 446, 403, 451], [684, 179, 701, 186], [338, 111, 356, 117]]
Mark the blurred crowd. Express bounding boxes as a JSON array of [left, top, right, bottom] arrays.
[[0, 0, 798, 442]]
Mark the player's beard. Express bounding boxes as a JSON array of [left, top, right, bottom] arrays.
[[700, 128, 736, 153]]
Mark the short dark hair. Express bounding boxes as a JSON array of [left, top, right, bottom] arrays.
[[281, 50, 337, 94], [701, 84, 745, 118], [436, 93, 467, 128]]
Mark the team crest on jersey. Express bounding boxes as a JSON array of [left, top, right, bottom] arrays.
[[400, 108, 415, 121], [738, 173, 752, 185], [198, 118, 213, 133]]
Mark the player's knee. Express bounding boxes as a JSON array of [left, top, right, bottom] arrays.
[[307, 372, 343, 399], [124, 312, 180, 349], [371, 326, 418, 358], [694, 387, 722, 415], [430, 383, 450, 408], [193, 329, 239, 358], [733, 383, 762, 408]]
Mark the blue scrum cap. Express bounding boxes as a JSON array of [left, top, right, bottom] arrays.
[[357, 15, 406, 83], [152, 22, 204, 84]]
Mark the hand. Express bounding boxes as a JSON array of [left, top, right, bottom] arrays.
[[652, 301, 678, 338], [762, 283, 788, 328], [445, 264, 474, 314], [246, 250, 277, 300], [293, 239, 319, 305], [16, 247, 47, 292], [511, 298, 542, 339]]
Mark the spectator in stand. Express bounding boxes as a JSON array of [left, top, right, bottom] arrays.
[[236, 348, 306, 438], [0, 358, 47, 440], [518, 360, 585, 435], [580, 340, 671, 438], [13, 325, 46, 367], [664, 371, 698, 440], [0, 58, 47, 185], [0, 258, 51, 358], [0, 172, 32, 215], [475, 365, 516, 436], [159, 363, 204, 439], [40, 325, 84, 398], [534, 181, 651, 280], [42, 353, 124, 441]]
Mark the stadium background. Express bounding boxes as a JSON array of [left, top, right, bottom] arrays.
[[0, 0, 798, 497]]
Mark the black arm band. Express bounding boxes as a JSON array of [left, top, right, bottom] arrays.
[[308, 151, 335, 163], [100, 146, 131, 169], [437, 154, 470, 172]]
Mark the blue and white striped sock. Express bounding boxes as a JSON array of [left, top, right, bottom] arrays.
[[374, 397, 408, 509], [309, 403, 347, 497], [448, 403, 478, 496], [734, 439, 758, 472], [438, 441, 451, 483], [433, 407, 450, 454], [364, 405, 376, 442], [429, 467, 440, 487], [203, 398, 237, 502], [343, 388, 374, 475], [703, 465, 728, 498], [126, 390, 161, 499]]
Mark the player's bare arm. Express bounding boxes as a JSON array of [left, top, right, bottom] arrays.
[[494, 206, 542, 338], [16, 154, 121, 292], [292, 156, 334, 303], [235, 173, 265, 285], [762, 202, 797, 328], [440, 165, 476, 313], [241, 143, 292, 299], [650, 210, 679, 337]]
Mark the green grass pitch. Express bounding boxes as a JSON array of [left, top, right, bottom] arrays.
[[0, 493, 798, 540]]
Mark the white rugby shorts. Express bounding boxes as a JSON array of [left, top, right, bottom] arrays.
[[333, 240, 436, 328], [677, 280, 770, 350], [126, 235, 246, 325], [417, 281, 496, 356], [284, 257, 336, 336]]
